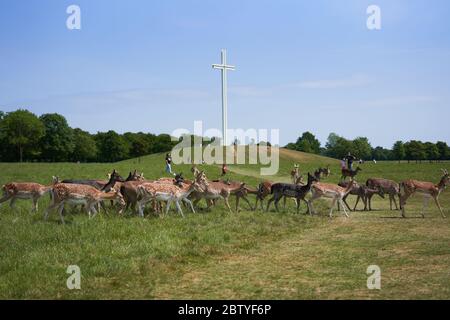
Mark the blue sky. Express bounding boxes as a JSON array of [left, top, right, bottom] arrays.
[[0, 0, 449, 148]]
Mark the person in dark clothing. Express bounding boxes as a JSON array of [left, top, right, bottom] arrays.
[[343, 152, 357, 170]]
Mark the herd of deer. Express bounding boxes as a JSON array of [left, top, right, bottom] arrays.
[[0, 164, 449, 224]]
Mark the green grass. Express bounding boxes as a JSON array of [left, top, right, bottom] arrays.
[[0, 149, 449, 299]]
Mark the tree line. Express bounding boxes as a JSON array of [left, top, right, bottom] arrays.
[[0, 109, 177, 163], [285, 131, 450, 162]]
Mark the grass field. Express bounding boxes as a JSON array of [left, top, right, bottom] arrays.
[[0, 149, 449, 299]]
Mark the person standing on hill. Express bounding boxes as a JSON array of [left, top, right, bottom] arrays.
[[165, 153, 175, 175], [221, 163, 228, 176], [343, 152, 357, 170]]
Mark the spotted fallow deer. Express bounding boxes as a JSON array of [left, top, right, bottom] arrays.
[[290, 164, 301, 184], [136, 180, 203, 218], [192, 171, 246, 213], [366, 178, 400, 211], [44, 183, 125, 223], [308, 180, 355, 218], [341, 167, 361, 181], [0, 177, 58, 213], [399, 169, 450, 218]]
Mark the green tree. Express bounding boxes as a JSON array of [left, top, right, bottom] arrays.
[[124, 132, 151, 158], [405, 140, 426, 163], [372, 146, 392, 161], [0, 109, 45, 162], [352, 137, 372, 160], [436, 141, 450, 161], [294, 131, 321, 154], [39, 113, 74, 162], [325, 133, 353, 159], [424, 142, 440, 163], [71, 128, 98, 162], [392, 141, 406, 163], [95, 131, 130, 162]]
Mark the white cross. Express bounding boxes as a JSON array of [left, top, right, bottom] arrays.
[[212, 49, 235, 146]]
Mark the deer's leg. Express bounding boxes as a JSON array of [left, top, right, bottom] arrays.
[[175, 200, 185, 218], [296, 197, 302, 214], [182, 198, 196, 214], [421, 196, 430, 218], [400, 193, 411, 218], [266, 196, 275, 212], [273, 194, 282, 213], [9, 198, 18, 212], [339, 198, 349, 218], [56, 203, 66, 224], [0, 194, 12, 205], [235, 195, 241, 212], [342, 194, 352, 212], [353, 195, 361, 211], [240, 195, 253, 211], [329, 198, 337, 218], [31, 196, 39, 214], [90, 204, 99, 219], [44, 201, 59, 221], [165, 199, 173, 216], [392, 194, 399, 210], [223, 197, 233, 213], [283, 196, 287, 211], [433, 196, 446, 218], [254, 197, 259, 211]]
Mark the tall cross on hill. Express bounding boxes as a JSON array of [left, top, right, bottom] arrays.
[[212, 49, 235, 146]]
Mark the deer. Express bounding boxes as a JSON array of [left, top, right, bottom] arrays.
[[399, 169, 450, 218], [341, 166, 361, 181], [319, 165, 331, 178], [191, 171, 246, 213], [307, 179, 355, 218], [290, 164, 300, 184], [266, 173, 318, 214], [253, 181, 274, 211], [43, 183, 125, 223], [136, 180, 203, 218], [366, 178, 400, 211], [0, 176, 59, 213], [338, 181, 384, 211]]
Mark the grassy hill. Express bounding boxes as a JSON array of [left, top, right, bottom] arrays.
[[0, 148, 449, 299]]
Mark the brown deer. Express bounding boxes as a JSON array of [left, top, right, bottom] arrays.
[[366, 178, 400, 211], [308, 180, 355, 218], [399, 169, 450, 218], [290, 164, 300, 184], [0, 177, 58, 213], [192, 171, 246, 213], [254, 181, 274, 211], [338, 181, 384, 211], [320, 165, 331, 178], [44, 183, 125, 223], [341, 166, 361, 181]]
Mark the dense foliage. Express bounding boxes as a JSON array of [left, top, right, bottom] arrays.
[[286, 132, 449, 162], [0, 109, 177, 162]]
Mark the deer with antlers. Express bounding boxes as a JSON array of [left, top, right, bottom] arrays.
[[308, 179, 355, 218], [44, 183, 125, 223], [0, 177, 59, 213], [399, 169, 450, 218]]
